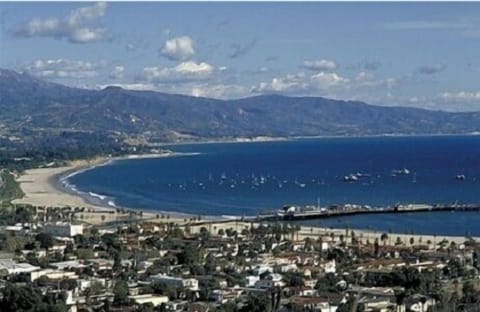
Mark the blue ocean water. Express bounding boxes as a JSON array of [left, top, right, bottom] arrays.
[[67, 135, 480, 235]]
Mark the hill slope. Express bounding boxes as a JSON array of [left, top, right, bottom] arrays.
[[1, 68, 480, 146]]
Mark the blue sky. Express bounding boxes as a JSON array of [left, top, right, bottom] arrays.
[[1, 2, 480, 111]]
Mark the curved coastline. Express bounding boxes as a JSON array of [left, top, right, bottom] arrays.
[[14, 152, 217, 223], [13, 140, 480, 241], [55, 152, 204, 215], [13, 155, 478, 244]]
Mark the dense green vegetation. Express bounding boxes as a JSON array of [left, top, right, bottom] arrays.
[[0, 170, 24, 202]]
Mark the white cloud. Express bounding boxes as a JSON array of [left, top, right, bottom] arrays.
[[24, 58, 103, 78], [191, 84, 247, 99], [160, 36, 195, 61], [310, 72, 348, 89], [349, 72, 398, 90], [249, 68, 403, 99], [109, 66, 125, 80], [13, 2, 107, 43], [252, 70, 351, 95], [140, 61, 215, 83], [440, 91, 480, 101], [251, 72, 309, 94], [302, 59, 337, 71]]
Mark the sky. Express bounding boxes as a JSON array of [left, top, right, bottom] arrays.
[[1, 2, 480, 111]]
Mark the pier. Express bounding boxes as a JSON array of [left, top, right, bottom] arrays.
[[257, 203, 480, 221]]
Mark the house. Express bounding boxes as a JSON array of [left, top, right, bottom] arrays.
[[0, 259, 40, 274], [129, 294, 169, 306], [30, 269, 78, 282], [290, 296, 340, 312], [151, 274, 199, 291], [43, 222, 83, 237], [245, 275, 259, 287], [254, 273, 284, 289]]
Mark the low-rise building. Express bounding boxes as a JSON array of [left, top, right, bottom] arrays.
[[151, 274, 199, 290], [43, 222, 83, 237]]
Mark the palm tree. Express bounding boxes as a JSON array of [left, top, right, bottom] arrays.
[[380, 233, 389, 246]]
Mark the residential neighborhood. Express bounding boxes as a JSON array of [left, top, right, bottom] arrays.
[[0, 204, 478, 312]]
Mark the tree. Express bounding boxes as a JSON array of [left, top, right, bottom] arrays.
[[35, 233, 54, 251], [239, 292, 271, 312], [139, 303, 155, 312], [113, 280, 130, 307], [283, 272, 305, 287], [380, 233, 389, 245], [374, 238, 380, 256]]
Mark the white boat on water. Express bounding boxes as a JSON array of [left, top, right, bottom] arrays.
[[344, 174, 359, 182], [455, 174, 466, 180], [392, 168, 410, 176]]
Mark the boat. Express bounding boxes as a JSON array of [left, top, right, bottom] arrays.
[[343, 174, 359, 182], [392, 168, 410, 176], [455, 174, 466, 180]]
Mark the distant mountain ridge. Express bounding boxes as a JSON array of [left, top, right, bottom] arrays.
[[1, 68, 480, 145]]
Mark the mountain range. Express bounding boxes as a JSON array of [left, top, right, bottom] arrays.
[[1, 68, 480, 148]]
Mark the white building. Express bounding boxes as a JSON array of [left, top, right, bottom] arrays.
[[254, 273, 285, 289], [151, 274, 199, 290], [43, 222, 83, 237], [30, 269, 78, 282], [0, 259, 40, 274], [129, 294, 169, 306]]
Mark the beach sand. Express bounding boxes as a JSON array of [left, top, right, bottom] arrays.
[[12, 154, 195, 225], [13, 159, 108, 210]]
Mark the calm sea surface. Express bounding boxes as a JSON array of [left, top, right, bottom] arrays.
[[67, 135, 480, 235]]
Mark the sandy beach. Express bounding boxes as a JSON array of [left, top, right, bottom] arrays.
[[11, 154, 188, 224], [13, 158, 109, 210]]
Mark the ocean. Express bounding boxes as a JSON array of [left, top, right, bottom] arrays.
[[65, 135, 480, 235]]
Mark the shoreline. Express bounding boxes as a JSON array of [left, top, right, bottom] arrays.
[[158, 132, 480, 148], [13, 152, 211, 224], [13, 158, 479, 243], [11, 139, 480, 242]]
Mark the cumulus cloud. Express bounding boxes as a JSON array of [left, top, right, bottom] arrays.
[[160, 36, 195, 61], [350, 72, 398, 90], [252, 70, 353, 95], [302, 59, 337, 71], [229, 39, 257, 59], [251, 72, 309, 94], [23, 58, 103, 78], [251, 69, 399, 97], [109, 66, 125, 79], [139, 61, 215, 83], [13, 2, 107, 43], [417, 63, 447, 75], [310, 72, 348, 89]]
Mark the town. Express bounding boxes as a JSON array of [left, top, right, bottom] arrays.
[[0, 203, 478, 312]]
